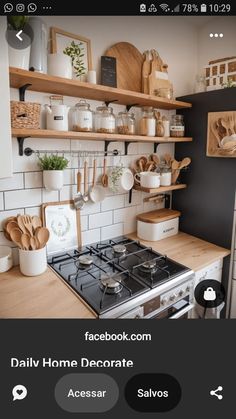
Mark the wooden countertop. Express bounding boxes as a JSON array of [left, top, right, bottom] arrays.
[[0, 232, 230, 318], [128, 232, 230, 271], [0, 267, 96, 319]]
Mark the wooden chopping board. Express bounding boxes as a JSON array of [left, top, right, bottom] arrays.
[[137, 209, 181, 224], [105, 42, 143, 92]]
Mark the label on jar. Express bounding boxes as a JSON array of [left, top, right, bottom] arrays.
[[77, 111, 93, 129], [170, 125, 184, 131]]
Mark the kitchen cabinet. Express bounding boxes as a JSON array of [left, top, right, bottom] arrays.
[[0, 17, 13, 179]]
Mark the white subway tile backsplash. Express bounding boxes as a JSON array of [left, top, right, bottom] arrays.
[[101, 223, 124, 241], [64, 169, 75, 185], [0, 231, 15, 247], [5, 189, 42, 210], [0, 173, 24, 191], [124, 191, 142, 207], [81, 215, 88, 232], [12, 247, 19, 266], [114, 207, 136, 224], [24, 172, 43, 188], [0, 193, 3, 210], [124, 219, 137, 235], [0, 208, 24, 231], [101, 195, 125, 211], [82, 228, 101, 246], [59, 185, 73, 201], [25, 206, 41, 217], [81, 201, 101, 215], [89, 211, 112, 229], [42, 189, 59, 203]]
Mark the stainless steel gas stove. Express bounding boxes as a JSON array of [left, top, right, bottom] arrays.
[[48, 236, 194, 319]]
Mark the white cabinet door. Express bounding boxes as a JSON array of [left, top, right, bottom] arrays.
[[0, 16, 13, 179]]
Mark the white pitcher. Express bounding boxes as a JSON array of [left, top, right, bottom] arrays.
[[45, 96, 69, 131]]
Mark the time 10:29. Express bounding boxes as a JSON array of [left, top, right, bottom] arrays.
[[209, 4, 231, 13]]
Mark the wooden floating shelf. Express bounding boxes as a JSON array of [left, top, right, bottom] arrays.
[[12, 128, 193, 144], [9, 67, 192, 110], [134, 184, 187, 193]]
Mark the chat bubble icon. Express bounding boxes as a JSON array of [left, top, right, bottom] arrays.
[[12, 384, 27, 401]]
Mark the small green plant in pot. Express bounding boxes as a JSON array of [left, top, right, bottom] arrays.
[[7, 16, 31, 70], [38, 155, 69, 191]]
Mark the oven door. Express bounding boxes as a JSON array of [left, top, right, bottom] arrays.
[[151, 298, 194, 319]]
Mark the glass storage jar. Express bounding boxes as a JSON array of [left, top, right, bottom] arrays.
[[139, 106, 156, 136], [170, 115, 185, 137], [95, 105, 116, 133], [71, 99, 93, 132], [159, 164, 172, 186], [117, 111, 135, 135]]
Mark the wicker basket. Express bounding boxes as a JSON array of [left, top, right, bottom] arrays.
[[11, 101, 41, 129]]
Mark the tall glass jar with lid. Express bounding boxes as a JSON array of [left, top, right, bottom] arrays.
[[95, 104, 116, 133], [170, 115, 185, 137], [117, 111, 135, 135], [71, 99, 93, 132], [139, 106, 156, 136]]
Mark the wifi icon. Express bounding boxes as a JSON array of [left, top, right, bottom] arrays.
[[159, 3, 170, 12]]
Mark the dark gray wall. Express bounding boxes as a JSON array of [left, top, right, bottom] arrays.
[[173, 89, 236, 293]]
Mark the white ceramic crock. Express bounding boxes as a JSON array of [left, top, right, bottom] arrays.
[[19, 247, 47, 276], [48, 53, 72, 79], [8, 39, 31, 70], [134, 172, 160, 188], [43, 170, 64, 191], [45, 104, 69, 131], [0, 246, 13, 272]]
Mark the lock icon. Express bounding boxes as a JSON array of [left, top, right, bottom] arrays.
[[204, 287, 216, 301]]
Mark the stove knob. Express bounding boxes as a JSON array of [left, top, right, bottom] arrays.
[[169, 295, 175, 302], [161, 298, 168, 306], [186, 286, 190, 292], [179, 290, 184, 297]]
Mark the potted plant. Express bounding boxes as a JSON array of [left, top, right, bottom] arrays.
[[63, 41, 86, 79], [7, 16, 31, 70], [38, 155, 69, 191]]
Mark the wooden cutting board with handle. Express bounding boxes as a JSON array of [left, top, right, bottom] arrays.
[[105, 42, 143, 92], [148, 49, 172, 95]]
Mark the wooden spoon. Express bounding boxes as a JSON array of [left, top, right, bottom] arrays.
[[6, 221, 20, 235], [36, 227, 50, 249], [21, 233, 31, 250], [30, 236, 37, 250], [17, 215, 28, 234], [101, 158, 108, 187], [32, 216, 42, 231], [172, 160, 180, 170], [179, 157, 191, 169], [10, 228, 23, 249]]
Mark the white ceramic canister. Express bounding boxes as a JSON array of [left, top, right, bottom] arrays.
[[160, 171, 172, 186], [45, 96, 69, 131], [19, 247, 47, 276], [0, 246, 13, 272], [48, 53, 72, 79], [87, 70, 97, 84], [8, 32, 31, 70], [134, 172, 160, 188]]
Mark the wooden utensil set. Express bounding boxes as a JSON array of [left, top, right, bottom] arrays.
[[4, 215, 50, 250], [132, 153, 191, 186]]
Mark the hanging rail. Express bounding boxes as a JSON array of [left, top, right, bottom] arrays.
[[23, 147, 121, 157]]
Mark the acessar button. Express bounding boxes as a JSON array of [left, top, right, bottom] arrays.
[[125, 373, 182, 412]]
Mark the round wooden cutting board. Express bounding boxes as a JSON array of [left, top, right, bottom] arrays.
[[105, 42, 143, 92]]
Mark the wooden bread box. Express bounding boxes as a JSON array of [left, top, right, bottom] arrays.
[[137, 209, 181, 241]]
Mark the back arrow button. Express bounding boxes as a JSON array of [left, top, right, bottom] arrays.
[[16, 30, 23, 41]]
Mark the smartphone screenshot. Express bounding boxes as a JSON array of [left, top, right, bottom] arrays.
[[0, 1, 235, 417]]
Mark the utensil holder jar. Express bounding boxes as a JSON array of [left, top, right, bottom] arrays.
[[19, 247, 47, 276]]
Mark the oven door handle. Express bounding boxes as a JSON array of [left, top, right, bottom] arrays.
[[169, 303, 194, 319]]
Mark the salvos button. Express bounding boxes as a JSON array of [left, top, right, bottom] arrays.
[[125, 373, 182, 412]]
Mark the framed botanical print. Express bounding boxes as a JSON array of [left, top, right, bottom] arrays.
[[50, 27, 92, 78], [42, 200, 81, 254]]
